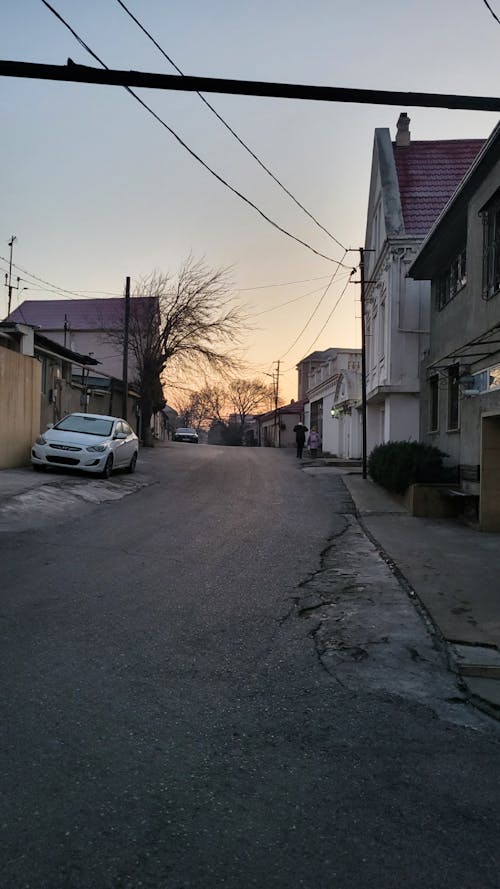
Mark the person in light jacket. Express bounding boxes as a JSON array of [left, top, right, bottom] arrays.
[[307, 427, 320, 458]]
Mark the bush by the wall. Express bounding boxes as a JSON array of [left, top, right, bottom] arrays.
[[367, 441, 447, 495]]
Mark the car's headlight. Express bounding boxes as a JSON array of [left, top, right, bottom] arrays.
[[86, 444, 107, 453], [35, 435, 47, 445]]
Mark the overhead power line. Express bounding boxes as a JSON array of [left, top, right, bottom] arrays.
[[251, 273, 353, 317], [114, 0, 346, 251], [299, 272, 355, 360], [237, 274, 332, 291], [279, 251, 350, 361], [0, 254, 348, 308], [37, 1, 350, 268], [482, 0, 500, 25], [0, 255, 120, 300], [4, 57, 500, 113]]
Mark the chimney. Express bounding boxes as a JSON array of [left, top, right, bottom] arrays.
[[395, 112, 411, 147]]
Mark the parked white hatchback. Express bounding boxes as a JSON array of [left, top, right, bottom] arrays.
[[31, 413, 139, 478]]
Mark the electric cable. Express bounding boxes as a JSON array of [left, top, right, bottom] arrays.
[[279, 251, 351, 359], [0, 255, 120, 300], [251, 272, 352, 317], [298, 271, 355, 360], [114, 0, 347, 252], [482, 0, 500, 25], [40, 0, 351, 268], [0, 255, 345, 310], [237, 274, 332, 291]]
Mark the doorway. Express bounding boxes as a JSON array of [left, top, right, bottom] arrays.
[[480, 414, 500, 531]]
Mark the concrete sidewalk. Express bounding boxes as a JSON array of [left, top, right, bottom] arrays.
[[341, 471, 500, 718]]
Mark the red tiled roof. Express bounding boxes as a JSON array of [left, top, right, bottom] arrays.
[[8, 297, 156, 330], [393, 139, 485, 236]]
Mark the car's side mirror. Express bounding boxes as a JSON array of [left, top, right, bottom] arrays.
[[46, 423, 54, 429], [114, 432, 127, 440]]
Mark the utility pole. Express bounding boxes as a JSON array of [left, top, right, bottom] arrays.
[[273, 360, 281, 447], [122, 276, 130, 421], [359, 248, 368, 479], [5, 235, 18, 317]]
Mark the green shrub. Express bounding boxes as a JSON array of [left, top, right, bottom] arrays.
[[367, 441, 447, 495]]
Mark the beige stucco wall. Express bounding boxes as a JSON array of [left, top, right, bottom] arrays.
[[0, 348, 41, 468]]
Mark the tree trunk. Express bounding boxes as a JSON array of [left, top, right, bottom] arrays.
[[141, 395, 155, 447]]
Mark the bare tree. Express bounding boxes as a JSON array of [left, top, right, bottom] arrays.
[[228, 378, 275, 431], [172, 383, 229, 431], [116, 257, 245, 444]]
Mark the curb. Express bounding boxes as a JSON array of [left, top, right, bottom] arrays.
[[344, 481, 500, 722]]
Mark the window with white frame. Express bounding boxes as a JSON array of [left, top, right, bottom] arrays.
[[482, 189, 500, 300]]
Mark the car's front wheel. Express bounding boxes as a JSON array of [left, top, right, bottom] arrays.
[[101, 455, 113, 479], [127, 452, 137, 474]]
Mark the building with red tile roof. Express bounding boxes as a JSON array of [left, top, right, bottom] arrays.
[[393, 138, 485, 237], [362, 113, 485, 453]]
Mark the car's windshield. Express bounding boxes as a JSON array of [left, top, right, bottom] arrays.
[[54, 416, 114, 436], [178, 428, 196, 434]]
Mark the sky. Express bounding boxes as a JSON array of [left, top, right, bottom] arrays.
[[1, 0, 499, 403]]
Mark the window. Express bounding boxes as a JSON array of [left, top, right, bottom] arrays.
[[379, 300, 386, 356], [447, 365, 460, 431], [55, 415, 114, 436], [429, 375, 439, 431], [435, 249, 467, 310], [482, 190, 500, 300]]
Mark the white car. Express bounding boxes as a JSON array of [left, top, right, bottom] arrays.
[[173, 427, 199, 443], [31, 413, 139, 478]]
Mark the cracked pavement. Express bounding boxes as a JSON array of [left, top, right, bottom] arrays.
[[295, 470, 482, 726]]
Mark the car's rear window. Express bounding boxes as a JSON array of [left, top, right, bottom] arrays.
[[55, 416, 114, 436]]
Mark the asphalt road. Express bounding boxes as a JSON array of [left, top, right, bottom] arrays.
[[1, 444, 499, 889]]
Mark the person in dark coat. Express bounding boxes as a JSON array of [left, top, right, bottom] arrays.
[[293, 422, 308, 459]]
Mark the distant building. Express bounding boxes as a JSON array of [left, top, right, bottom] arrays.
[[257, 400, 305, 448], [297, 349, 362, 459]]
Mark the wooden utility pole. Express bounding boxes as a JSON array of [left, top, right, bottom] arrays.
[[122, 276, 130, 421]]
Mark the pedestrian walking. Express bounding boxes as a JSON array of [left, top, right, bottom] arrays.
[[293, 422, 308, 459], [307, 426, 320, 458]]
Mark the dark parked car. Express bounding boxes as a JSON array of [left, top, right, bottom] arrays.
[[174, 427, 199, 443]]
